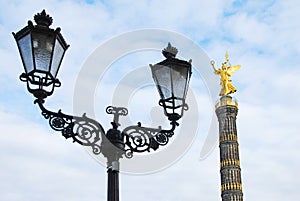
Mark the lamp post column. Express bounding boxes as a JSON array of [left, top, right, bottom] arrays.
[[102, 118, 125, 201], [107, 161, 120, 201]]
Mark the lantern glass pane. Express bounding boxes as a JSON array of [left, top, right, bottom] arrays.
[[17, 34, 34, 73], [171, 66, 188, 99], [153, 65, 172, 99], [50, 38, 65, 78], [32, 32, 55, 73]]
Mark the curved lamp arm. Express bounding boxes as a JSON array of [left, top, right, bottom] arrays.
[[34, 99, 105, 155], [102, 106, 180, 159], [122, 120, 179, 158], [34, 99, 181, 159]]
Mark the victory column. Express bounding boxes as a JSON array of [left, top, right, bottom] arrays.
[[211, 53, 243, 201]]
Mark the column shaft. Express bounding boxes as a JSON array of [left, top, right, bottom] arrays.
[[216, 96, 243, 201]]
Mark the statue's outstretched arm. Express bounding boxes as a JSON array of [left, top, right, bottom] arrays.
[[211, 60, 218, 73]]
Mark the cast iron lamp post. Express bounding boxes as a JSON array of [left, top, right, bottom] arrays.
[[13, 10, 192, 201]]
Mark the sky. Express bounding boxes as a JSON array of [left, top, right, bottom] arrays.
[[0, 0, 300, 200]]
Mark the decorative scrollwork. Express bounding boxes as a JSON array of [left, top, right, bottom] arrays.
[[106, 106, 128, 116], [35, 99, 179, 159], [106, 106, 129, 129], [122, 123, 176, 158], [72, 114, 103, 155], [36, 100, 104, 155]]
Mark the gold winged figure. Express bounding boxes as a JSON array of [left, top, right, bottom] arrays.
[[211, 52, 240, 96]]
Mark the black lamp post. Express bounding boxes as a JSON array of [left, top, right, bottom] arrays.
[[13, 10, 192, 201]]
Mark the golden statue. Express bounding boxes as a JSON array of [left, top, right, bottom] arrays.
[[211, 52, 241, 96]]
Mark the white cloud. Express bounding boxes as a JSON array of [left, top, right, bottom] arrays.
[[0, 108, 107, 201]]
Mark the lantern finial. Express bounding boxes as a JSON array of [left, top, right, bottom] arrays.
[[34, 9, 53, 27], [162, 42, 178, 58]]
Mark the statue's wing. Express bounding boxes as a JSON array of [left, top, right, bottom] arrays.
[[227, 65, 240, 76]]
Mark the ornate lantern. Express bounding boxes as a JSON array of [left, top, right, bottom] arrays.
[[13, 10, 69, 99], [150, 43, 192, 121]]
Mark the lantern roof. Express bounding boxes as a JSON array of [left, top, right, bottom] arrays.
[[12, 10, 69, 50], [155, 43, 192, 75]]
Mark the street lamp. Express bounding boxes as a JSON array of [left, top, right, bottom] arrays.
[[150, 42, 192, 121], [13, 10, 69, 99], [13, 10, 192, 201]]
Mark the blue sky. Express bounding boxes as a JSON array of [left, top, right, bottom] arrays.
[[1, 0, 300, 200]]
